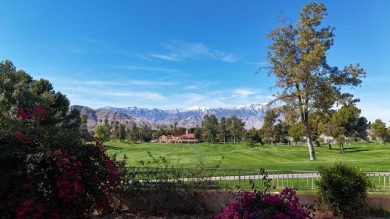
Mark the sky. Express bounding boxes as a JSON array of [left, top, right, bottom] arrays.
[[0, 0, 389, 124]]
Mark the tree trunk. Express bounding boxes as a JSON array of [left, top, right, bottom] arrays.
[[306, 137, 316, 160], [302, 113, 316, 160], [328, 143, 332, 150]]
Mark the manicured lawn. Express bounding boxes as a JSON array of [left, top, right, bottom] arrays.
[[105, 141, 390, 172]]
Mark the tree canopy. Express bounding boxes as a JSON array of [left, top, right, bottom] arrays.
[[263, 2, 366, 160]]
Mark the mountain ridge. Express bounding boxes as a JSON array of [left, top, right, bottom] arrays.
[[71, 104, 269, 131]]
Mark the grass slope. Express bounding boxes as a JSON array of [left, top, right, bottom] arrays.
[[105, 141, 390, 172]]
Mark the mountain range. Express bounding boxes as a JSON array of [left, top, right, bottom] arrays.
[[71, 104, 269, 131]]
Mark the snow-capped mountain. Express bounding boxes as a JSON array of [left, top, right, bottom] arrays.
[[93, 104, 269, 130]]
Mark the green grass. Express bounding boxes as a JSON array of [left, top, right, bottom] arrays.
[[105, 141, 390, 172]]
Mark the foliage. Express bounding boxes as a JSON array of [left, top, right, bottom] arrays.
[[203, 114, 219, 143], [194, 127, 203, 142], [330, 104, 361, 140], [263, 2, 366, 160], [80, 114, 92, 140], [226, 116, 246, 143], [261, 109, 280, 145], [288, 122, 304, 144], [355, 116, 368, 141], [1, 106, 122, 218], [316, 163, 374, 218], [371, 119, 388, 144], [214, 169, 314, 219], [0, 60, 81, 145], [246, 127, 262, 145], [112, 121, 126, 141], [0, 61, 122, 218], [95, 124, 110, 141], [218, 117, 228, 144], [274, 121, 289, 144]]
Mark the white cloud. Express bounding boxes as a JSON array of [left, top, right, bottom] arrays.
[[175, 93, 204, 102], [72, 80, 175, 87], [107, 91, 166, 101], [81, 81, 122, 86], [149, 54, 179, 61], [221, 53, 238, 63], [149, 40, 238, 62], [116, 65, 177, 72], [181, 80, 220, 91], [184, 85, 200, 90], [130, 80, 175, 86], [232, 88, 259, 98]]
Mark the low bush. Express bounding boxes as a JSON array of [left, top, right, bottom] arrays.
[[214, 169, 315, 219], [316, 163, 374, 218]]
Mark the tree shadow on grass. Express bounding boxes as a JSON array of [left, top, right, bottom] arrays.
[[328, 147, 369, 153], [105, 145, 124, 150], [343, 147, 369, 153]]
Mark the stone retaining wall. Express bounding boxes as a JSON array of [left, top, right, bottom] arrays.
[[114, 190, 390, 215]]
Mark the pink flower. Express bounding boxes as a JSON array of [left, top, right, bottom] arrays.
[[31, 105, 46, 121], [15, 132, 31, 142], [15, 108, 28, 120]]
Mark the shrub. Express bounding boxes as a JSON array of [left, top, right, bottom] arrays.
[[316, 163, 374, 218], [214, 169, 314, 219], [215, 188, 314, 219], [0, 105, 123, 218]]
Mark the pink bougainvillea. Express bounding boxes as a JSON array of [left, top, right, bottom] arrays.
[[3, 105, 123, 218], [215, 188, 314, 219], [15, 105, 46, 121], [14, 131, 31, 142]]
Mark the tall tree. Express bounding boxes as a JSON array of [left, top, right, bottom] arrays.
[[127, 123, 139, 143], [275, 120, 290, 144], [80, 114, 90, 140], [264, 3, 366, 160], [0, 60, 81, 144], [331, 104, 361, 139], [194, 126, 203, 142], [112, 121, 126, 141], [355, 117, 368, 141], [246, 127, 262, 145], [218, 116, 228, 144], [288, 121, 304, 145], [226, 116, 246, 143], [371, 119, 388, 145], [94, 125, 110, 141], [261, 109, 280, 145], [139, 126, 152, 142], [202, 115, 219, 143]]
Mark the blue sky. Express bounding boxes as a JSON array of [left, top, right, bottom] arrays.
[[0, 0, 389, 124]]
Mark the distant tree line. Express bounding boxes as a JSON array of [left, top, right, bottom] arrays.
[[93, 119, 154, 143], [91, 103, 390, 149]]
